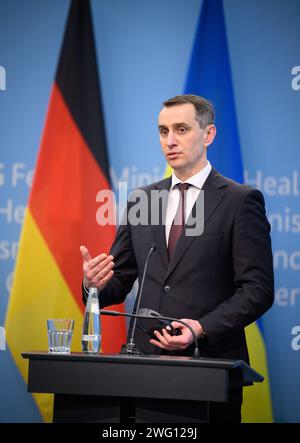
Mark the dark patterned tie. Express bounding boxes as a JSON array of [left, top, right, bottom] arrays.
[[168, 183, 190, 258]]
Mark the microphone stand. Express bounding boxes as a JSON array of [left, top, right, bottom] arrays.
[[119, 244, 156, 356], [101, 309, 201, 359]]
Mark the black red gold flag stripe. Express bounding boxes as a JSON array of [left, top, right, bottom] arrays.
[[5, 0, 126, 422]]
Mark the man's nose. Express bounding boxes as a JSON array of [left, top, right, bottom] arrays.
[[167, 131, 177, 147]]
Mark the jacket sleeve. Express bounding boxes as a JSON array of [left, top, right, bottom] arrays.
[[199, 189, 274, 347]]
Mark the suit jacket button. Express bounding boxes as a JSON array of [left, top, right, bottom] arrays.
[[164, 285, 171, 293]]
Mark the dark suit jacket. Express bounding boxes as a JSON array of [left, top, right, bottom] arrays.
[[84, 168, 274, 363]]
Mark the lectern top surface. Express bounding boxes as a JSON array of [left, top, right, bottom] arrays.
[[22, 351, 263, 383]]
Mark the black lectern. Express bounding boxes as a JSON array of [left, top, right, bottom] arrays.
[[22, 352, 263, 423]]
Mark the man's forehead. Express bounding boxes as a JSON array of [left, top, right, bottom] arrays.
[[158, 103, 196, 125]]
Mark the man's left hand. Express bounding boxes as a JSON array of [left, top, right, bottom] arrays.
[[149, 319, 203, 351]]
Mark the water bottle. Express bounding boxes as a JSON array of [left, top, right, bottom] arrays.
[[82, 287, 101, 353]]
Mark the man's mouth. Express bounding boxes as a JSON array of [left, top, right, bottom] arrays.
[[167, 151, 181, 159]]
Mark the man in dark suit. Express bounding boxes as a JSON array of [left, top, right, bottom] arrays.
[[80, 95, 274, 422]]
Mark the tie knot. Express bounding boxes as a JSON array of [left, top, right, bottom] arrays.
[[176, 182, 190, 194]]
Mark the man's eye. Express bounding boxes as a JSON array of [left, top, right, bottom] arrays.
[[178, 127, 187, 133], [160, 129, 168, 136]]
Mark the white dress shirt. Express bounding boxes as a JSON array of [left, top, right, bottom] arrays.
[[165, 161, 212, 245]]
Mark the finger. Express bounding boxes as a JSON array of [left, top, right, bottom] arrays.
[[84, 260, 115, 281], [153, 330, 170, 347], [161, 331, 187, 348], [93, 261, 115, 283], [149, 338, 167, 349], [89, 269, 114, 290], [88, 253, 107, 269], [162, 327, 173, 339], [80, 245, 92, 263], [84, 255, 113, 278], [91, 254, 114, 269], [152, 336, 183, 351], [165, 325, 173, 334], [88, 256, 114, 277], [171, 321, 184, 330], [150, 335, 186, 351], [98, 270, 114, 288]]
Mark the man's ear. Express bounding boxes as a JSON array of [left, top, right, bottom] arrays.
[[205, 124, 217, 147]]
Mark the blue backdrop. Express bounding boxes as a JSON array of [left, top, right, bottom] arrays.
[[0, 0, 300, 422]]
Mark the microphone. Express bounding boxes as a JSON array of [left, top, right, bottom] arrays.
[[119, 243, 156, 356], [100, 308, 201, 359]]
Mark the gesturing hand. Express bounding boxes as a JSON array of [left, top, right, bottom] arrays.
[[80, 245, 114, 291]]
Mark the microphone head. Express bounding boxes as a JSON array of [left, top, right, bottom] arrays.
[[151, 243, 156, 250]]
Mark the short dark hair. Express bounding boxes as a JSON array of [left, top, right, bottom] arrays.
[[163, 94, 215, 129]]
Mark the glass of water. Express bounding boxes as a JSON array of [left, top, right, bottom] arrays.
[[47, 319, 74, 353]]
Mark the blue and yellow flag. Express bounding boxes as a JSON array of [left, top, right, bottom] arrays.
[[166, 0, 273, 422]]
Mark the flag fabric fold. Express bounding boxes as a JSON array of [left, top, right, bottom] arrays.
[[5, 0, 126, 422]]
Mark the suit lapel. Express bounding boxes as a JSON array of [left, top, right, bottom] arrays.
[[151, 177, 171, 269], [164, 168, 227, 281]]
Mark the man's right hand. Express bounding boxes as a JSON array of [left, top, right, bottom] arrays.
[[80, 245, 115, 291]]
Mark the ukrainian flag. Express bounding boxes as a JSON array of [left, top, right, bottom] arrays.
[[166, 0, 273, 422]]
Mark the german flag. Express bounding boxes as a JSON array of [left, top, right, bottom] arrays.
[[5, 0, 126, 422]]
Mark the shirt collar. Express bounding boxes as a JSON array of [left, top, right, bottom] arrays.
[[171, 161, 212, 190]]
